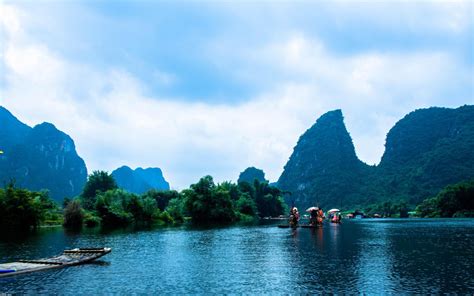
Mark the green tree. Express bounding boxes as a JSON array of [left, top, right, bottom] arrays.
[[166, 196, 185, 222], [415, 179, 474, 217], [81, 171, 118, 210], [0, 183, 44, 231], [236, 193, 257, 216], [63, 199, 83, 229], [142, 189, 179, 211], [95, 189, 133, 226], [184, 176, 236, 224]]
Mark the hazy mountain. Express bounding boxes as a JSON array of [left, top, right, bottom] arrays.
[[111, 165, 170, 194], [238, 167, 267, 184], [277, 106, 474, 209], [0, 106, 87, 201]]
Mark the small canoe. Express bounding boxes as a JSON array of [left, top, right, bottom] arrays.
[[0, 247, 111, 278]]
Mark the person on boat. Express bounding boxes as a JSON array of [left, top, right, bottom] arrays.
[[289, 207, 300, 227], [309, 209, 318, 226], [317, 208, 324, 225]]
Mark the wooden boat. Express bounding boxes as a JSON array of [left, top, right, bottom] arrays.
[[0, 247, 111, 278], [277, 224, 322, 228]]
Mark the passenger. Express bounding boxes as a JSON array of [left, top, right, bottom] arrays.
[[294, 207, 300, 223], [318, 208, 324, 220], [310, 209, 318, 226], [289, 207, 300, 227]]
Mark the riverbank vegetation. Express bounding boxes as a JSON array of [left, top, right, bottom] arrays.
[[66, 171, 287, 229], [415, 179, 474, 218], [5, 171, 471, 232], [0, 182, 62, 232], [363, 200, 409, 218]]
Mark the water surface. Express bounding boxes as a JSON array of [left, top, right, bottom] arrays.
[[1, 219, 473, 294]]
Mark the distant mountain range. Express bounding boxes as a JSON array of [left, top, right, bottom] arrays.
[[111, 165, 170, 194], [2, 104, 472, 208], [277, 105, 474, 210], [0, 106, 170, 201], [0, 106, 87, 200]]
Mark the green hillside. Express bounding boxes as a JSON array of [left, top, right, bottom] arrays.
[[278, 105, 474, 210]]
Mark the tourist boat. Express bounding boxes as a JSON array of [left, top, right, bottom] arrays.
[[277, 224, 321, 228], [0, 247, 111, 278]]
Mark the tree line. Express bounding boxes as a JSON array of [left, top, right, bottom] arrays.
[[1, 171, 287, 232]]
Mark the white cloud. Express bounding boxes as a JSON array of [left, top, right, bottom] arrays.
[[1, 2, 472, 188]]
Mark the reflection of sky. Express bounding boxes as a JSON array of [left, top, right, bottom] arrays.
[[2, 221, 474, 293], [355, 221, 396, 292]]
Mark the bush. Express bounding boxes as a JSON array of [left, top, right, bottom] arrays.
[[63, 200, 83, 229], [416, 179, 474, 218]]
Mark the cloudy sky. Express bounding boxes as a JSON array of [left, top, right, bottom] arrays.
[[1, 1, 472, 188]]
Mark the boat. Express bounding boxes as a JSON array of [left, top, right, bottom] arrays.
[[277, 224, 321, 229], [0, 247, 111, 278]]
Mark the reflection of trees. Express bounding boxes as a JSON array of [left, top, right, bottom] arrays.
[[282, 222, 365, 293]]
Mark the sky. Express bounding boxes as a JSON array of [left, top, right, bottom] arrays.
[[0, 0, 473, 189]]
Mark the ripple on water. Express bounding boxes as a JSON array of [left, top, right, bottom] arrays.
[[1, 219, 474, 294]]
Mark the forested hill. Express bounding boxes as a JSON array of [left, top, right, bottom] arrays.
[[277, 109, 371, 209], [277, 105, 474, 210], [111, 166, 170, 194], [376, 105, 474, 204], [0, 106, 87, 201], [238, 167, 267, 184]]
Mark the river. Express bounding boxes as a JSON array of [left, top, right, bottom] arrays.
[[1, 218, 473, 294]]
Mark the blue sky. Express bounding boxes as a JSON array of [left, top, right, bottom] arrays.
[[1, 0, 473, 188]]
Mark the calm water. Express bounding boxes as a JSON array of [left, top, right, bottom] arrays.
[[1, 219, 473, 294]]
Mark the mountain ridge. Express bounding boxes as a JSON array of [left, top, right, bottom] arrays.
[[0, 106, 88, 201], [111, 165, 170, 194], [277, 105, 474, 210]]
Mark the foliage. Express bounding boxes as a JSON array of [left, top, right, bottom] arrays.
[[142, 189, 179, 211], [0, 183, 60, 231], [166, 196, 186, 222], [415, 179, 474, 218], [63, 199, 83, 229], [181, 176, 286, 224], [83, 211, 100, 227], [236, 193, 257, 216], [183, 176, 236, 224], [239, 180, 287, 218], [93, 188, 177, 227], [81, 170, 118, 210], [364, 200, 409, 218], [95, 189, 134, 226]]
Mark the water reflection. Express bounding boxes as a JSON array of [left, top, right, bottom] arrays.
[[1, 220, 473, 293], [355, 220, 396, 292]]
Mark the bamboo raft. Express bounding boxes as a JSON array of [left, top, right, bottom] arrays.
[[0, 247, 111, 278], [277, 224, 322, 228]]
